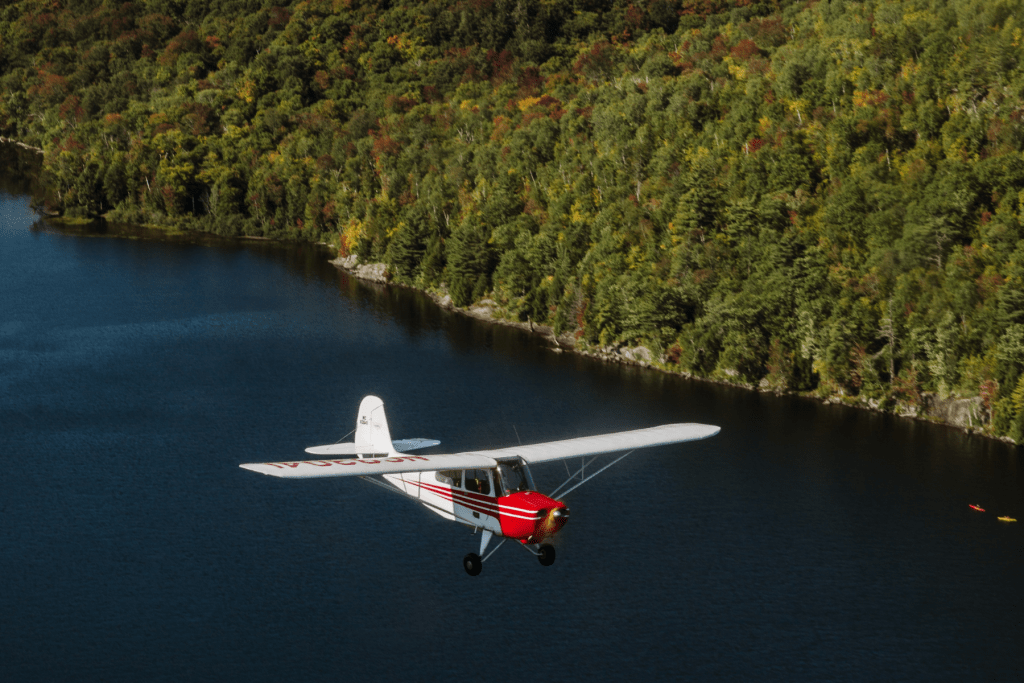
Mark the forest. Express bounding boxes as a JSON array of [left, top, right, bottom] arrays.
[[2, 0, 1024, 440]]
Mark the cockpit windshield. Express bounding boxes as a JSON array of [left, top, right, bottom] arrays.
[[496, 459, 533, 495]]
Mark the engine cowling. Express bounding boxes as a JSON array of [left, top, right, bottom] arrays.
[[497, 491, 570, 543]]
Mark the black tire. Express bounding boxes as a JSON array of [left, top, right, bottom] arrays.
[[538, 544, 556, 567], [463, 553, 482, 576]]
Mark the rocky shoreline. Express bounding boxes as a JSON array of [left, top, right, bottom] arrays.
[[330, 254, 1005, 442], [1, 139, 1002, 444], [330, 254, 577, 350]]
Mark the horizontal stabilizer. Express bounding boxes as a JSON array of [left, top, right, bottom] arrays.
[[391, 438, 441, 452], [304, 437, 440, 456], [477, 423, 720, 464], [240, 453, 497, 479]]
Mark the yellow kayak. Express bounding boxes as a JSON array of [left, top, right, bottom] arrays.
[[997, 516, 1016, 522]]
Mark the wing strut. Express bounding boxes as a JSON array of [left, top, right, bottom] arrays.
[[550, 454, 600, 499], [548, 450, 636, 501]]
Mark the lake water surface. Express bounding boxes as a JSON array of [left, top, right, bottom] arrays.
[[1, 144, 1022, 681]]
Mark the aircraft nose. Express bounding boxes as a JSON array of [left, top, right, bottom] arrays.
[[535, 505, 570, 540]]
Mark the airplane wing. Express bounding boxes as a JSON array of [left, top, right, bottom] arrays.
[[303, 443, 382, 456], [471, 423, 720, 464], [244, 424, 716, 478], [240, 453, 497, 479]]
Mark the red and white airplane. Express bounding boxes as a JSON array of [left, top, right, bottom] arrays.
[[241, 396, 720, 575]]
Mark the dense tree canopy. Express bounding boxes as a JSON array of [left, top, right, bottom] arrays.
[[3, 0, 1024, 439]]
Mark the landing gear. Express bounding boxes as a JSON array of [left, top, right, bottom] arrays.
[[463, 552, 482, 576], [537, 544, 556, 566]]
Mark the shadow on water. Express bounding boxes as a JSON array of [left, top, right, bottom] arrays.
[[0, 143, 45, 199]]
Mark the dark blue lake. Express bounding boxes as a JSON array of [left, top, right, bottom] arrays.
[[2, 144, 1022, 681]]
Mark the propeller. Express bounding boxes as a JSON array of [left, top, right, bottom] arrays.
[[536, 505, 570, 539]]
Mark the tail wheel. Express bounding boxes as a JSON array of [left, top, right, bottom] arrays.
[[537, 544, 556, 567], [463, 553, 482, 576]]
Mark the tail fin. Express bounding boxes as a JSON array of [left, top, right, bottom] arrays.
[[354, 395, 393, 455]]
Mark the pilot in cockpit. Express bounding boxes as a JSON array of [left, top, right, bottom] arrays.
[[496, 459, 532, 495], [465, 470, 489, 495]]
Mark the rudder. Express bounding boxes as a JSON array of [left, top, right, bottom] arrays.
[[354, 395, 393, 455]]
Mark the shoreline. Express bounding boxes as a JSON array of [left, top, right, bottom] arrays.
[[330, 255, 1012, 446], [2, 141, 1011, 446]]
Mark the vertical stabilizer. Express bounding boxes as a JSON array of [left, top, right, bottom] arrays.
[[354, 395, 393, 455]]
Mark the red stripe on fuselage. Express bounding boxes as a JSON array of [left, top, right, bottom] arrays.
[[399, 478, 500, 519], [413, 480, 499, 509]]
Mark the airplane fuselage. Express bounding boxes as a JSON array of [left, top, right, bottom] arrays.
[[384, 466, 569, 543]]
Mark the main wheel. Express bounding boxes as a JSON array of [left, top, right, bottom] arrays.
[[537, 544, 556, 567], [463, 552, 482, 576]]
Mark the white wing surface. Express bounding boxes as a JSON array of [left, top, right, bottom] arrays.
[[240, 453, 497, 479], [244, 423, 717, 479], [303, 443, 380, 456], [471, 423, 720, 464]]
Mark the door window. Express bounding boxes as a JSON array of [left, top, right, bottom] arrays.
[[464, 469, 491, 495], [435, 470, 461, 487]]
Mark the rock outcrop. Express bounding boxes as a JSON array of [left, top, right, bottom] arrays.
[[920, 394, 986, 429], [330, 255, 387, 283], [467, 298, 498, 319]]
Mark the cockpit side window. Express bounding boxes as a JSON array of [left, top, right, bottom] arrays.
[[435, 470, 461, 488], [464, 469, 490, 495]]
